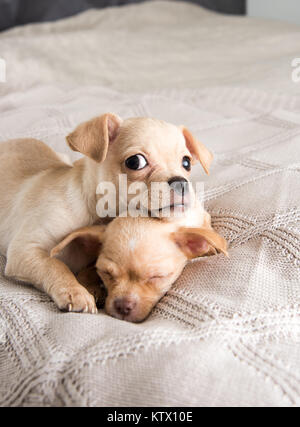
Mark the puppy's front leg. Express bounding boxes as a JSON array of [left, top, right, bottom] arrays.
[[5, 245, 97, 313]]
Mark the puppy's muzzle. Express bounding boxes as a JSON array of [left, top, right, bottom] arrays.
[[114, 297, 137, 317], [168, 176, 190, 208], [168, 176, 189, 196]]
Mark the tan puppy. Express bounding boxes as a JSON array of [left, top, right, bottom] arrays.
[[0, 114, 212, 313], [52, 214, 227, 322]]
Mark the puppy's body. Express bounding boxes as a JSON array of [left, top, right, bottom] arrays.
[[0, 114, 214, 313], [0, 138, 101, 312], [0, 139, 93, 254]]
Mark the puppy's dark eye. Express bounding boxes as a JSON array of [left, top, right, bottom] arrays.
[[182, 156, 191, 171], [125, 154, 148, 170]]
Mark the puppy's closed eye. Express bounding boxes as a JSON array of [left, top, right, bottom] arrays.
[[98, 270, 114, 280], [149, 273, 172, 282]]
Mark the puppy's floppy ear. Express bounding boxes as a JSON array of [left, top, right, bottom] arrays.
[[172, 227, 228, 259], [180, 126, 213, 175], [51, 225, 106, 263], [66, 113, 122, 163]]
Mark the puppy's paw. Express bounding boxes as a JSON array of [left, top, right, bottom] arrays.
[[52, 285, 98, 314]]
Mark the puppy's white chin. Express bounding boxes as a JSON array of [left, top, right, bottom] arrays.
[[150, 203, 190, 219], [171, 204, 186, 212]]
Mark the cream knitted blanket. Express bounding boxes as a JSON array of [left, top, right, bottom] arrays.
[[0, 1, 299, 407]]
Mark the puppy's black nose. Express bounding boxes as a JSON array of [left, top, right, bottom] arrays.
[[114, 297, 136, 316], [168, 176, 189, 195]]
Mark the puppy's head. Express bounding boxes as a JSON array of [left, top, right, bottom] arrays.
[[67, 114, 213, 218], [52, 218, 227, 323]]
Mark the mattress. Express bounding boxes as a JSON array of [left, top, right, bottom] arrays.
[[0, 1, 299, 407]]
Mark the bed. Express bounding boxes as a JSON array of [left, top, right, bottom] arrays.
[[0, 1, 299, 407]]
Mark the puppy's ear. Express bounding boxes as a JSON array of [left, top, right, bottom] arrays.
[[181, 126, 213, 175], [50, 226, 106, 262], [172, 227, 228, 259], [66, 113, 122, 163]]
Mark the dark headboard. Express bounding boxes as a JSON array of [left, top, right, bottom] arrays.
[[0, 0, 246, 32]]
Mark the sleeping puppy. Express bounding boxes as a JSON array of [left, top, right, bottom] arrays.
[[51, 213, 227, 322], [0, 114, 212, 313]]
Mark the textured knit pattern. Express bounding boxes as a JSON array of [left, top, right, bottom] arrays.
[[0, 1, 299, 407]]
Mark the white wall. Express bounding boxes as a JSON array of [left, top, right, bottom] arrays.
[[247, 0, 300, 25]]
